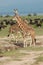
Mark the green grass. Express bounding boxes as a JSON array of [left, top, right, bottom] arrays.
[[0, 15, 43, 37], [21, 46, 43, 51], [23, 15, 43, 20], [35, 27, 43, 35], [2, 49, 27, 57], [32, 55, 43, 65], [0, 25, 10, 37], [0, 24, 43, 37], [0, 46, 43, 62], [36, 55, 43, 62], [0, 46, 43, 58], [0, 16, 12, 21]]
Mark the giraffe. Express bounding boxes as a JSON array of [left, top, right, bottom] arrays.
[[8, 23, 20, 36], [8, 23, 21, 42], [12, 12, 36, 47], [8, 9, 20, 37]]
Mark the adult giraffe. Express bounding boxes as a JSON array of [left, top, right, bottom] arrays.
[[12, 10, 36, 47]]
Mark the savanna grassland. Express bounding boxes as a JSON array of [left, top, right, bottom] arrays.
[[0, 15, 43, 37], [0, 15, 43, 65]]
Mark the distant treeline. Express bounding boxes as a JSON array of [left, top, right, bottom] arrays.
[[0, 14, 43, 31]]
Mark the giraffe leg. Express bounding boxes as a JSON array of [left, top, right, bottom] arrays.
[[22, 35, 26, 47], [30, 40, 32, 47], [32, 38, 35, 46], [34, 39, 35, 46], [15, 36, 18, 43], [24, 39, 26, 47], [25, 40, 27, 47], [23, 37, 28, 48], [33, 38, 36, 46], [11, 34, 14, 39], [29, 37, 32, 47], [25, 42, 27, 47]]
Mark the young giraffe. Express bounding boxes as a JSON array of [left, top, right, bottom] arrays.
[[8, 23, 22, 43], [8, 23, 20, 36], [12, 14, 36, 47]]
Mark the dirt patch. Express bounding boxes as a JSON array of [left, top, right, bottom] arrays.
[[0, 50, 43, 65], [0, 36, 43, 65]]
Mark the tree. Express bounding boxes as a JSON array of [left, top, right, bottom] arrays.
[[33, 13, 37, 16], [28, 14, 32, 16], [5, 14, 10, 17]]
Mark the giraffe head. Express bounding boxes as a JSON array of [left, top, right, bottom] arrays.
[[14, 9, 18, 15]]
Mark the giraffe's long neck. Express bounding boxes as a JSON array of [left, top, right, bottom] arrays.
[[16, 15, 28, 28], [16, 16, 28, 33], [15, 15, 34, 34]]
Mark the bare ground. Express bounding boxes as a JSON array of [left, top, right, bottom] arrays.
[[0, 35, 43, 65], [0, 50, 43, 65]]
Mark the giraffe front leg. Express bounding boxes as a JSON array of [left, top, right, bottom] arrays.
[[24, 40, 26, 47], [29, 38, 32, 47], [32, 39, 35, 46], [30, 42, 32, 47], [23, 39, 27, 47], [33, 41, 35, 46]]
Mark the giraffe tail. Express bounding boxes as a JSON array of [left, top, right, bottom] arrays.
[[34, 38, 36, 44], [7, 34, 10, 37]]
